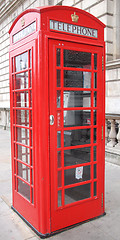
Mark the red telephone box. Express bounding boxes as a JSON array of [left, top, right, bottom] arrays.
[[9, 6, 105, 237]]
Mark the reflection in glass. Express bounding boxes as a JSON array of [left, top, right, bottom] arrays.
[[15, 72, 28, 89], [17, 127, 29, 146], [94, 128, 97, 143], [94, 164, 97, 179], [64, 129, 90, 147], [64, 110, 91, 127], [64, 50, 91, 69], [94, 91, 97, 107], [64, 165, 90, 186], [58, 190, 62, 207], [18, 162, 30, 183], [57, 70, 61, 87], [64, 71, 91, 88], [57, 91, 61, 108], [17, 145, 30, 164], [58, 171, 62, 187], [94, 181, 97, 196], [18, 179, 30, 200], [94, 54, 97, 70], [56, 48, 61, 66], [64, 147, 91, 166], [57, 131, 61, 148], [30, 70, 32, 88], [64, 91, 91, 108], [16, 110, 29, 126], [29, 50, 31, 68], [65, 183, 91, 205], [94, 73, 97, 88], [94, 110, 97, 125], [16, 91, 29, 108], [15, 52, 28, 72], [94, 146, 97, 162], [57, 151, 61, 168]]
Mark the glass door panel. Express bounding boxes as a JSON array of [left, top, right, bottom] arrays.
[[49, 39, 104, 232]]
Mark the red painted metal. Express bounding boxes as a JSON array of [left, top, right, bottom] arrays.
[[9, 5, 105, 236]]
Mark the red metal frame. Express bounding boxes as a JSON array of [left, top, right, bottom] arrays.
[[9, 6, 105, 236]]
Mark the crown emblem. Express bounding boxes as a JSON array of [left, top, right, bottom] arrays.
[[21, 18, 25, 27], [71, 12, 79, 23]]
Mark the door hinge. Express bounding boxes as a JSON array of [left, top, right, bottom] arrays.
[[102, 193, 104, 208], [102, 56, 104, 71], [102, 125, 103, 140]]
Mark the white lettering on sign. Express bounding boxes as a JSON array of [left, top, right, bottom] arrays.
[[50, 20, 98, 38], [13, 21, 36, 43]]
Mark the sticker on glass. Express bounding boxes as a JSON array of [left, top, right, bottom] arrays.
[[75, 166, 83, 180]]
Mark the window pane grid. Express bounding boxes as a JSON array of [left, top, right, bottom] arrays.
[[12, 49, 34, 203], [56, 48, 98, 207]]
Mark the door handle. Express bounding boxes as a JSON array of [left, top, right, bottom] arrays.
[[50, 115, 54, 125]]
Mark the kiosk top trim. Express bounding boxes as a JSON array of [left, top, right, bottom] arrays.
[[9, 6, 105, 35]]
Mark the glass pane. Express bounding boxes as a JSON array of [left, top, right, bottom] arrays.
[[57, 70, 61, 87], [94, 73, 97, 88], [32, 187, 34, 204], [15, 52, 28, 72], [64, 71, 91, 88], [18, 179, 30, 201], [64, 50, 91, 69], [64, 129, 90, 147], [16, 110, 29, 127], [30, 70, 32, 88], [64, 147, 91, 167], [29, 50, 31, 68], [94, 91, 97, 107], [94, 146, 97, 162], [57, 151, 61, 168], [94, 164, 97, 179], [31, 149, 33, 166], [16, 91, 29, 108], [94, 182, 97, 196], [94, 54, 97, 70], [17, 128, 29, 146], [18, 162, 30, 183], [30, 91, 32, 107], [12, 58, 14, 73], [57, 91, 61, 108], [17, 145, 30, 164], [15, 72, 28, 89], [64, 110, 91, 127], [56, 48, 61, 66], [58, 190, 62, 207], [64, 165, 90, 186], [58, 171, 62, 187], [65, 184, 91, 205], [12, 76, 14, 89], [94, 128, 97, 143], [94, 110, 97, 125], [57, 131, 61, 148], [64, 91, 91, 108]]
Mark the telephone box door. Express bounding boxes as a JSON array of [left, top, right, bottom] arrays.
[[49, 39, 105, 232]]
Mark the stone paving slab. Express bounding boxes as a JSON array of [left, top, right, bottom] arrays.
[[0, 129, 120, 240]]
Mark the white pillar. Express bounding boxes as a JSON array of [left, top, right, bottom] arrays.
[[107, 119, 116, 147]]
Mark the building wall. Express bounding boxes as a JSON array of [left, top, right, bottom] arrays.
[[0, 0, 119, 127]]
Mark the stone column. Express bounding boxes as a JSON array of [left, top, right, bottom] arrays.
[[107, 119, 116, 147], [105, 119, 108, 145], [115, 120, 120, 148]]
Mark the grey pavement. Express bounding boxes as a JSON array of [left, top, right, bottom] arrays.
[[0, 128, 120, 240]]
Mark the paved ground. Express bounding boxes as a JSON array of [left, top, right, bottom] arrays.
[[0, 128, 120, 240]]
